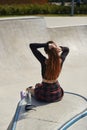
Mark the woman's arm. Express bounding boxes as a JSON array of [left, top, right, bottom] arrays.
[[29, 43, 48, 63], [47, 43, 69, 63], [60, 46, 69, 66]]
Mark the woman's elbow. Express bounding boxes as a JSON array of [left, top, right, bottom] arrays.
[[67, 47, 70, 53], [29, 43, 33, 49]]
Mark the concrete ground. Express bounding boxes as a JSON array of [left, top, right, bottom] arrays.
[[0, 16, 87, 130], [44, 17, 87, 27]]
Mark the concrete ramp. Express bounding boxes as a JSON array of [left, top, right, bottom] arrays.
[[48, 25, 87, 98], [0, 17, 50, 86], [48, 25, 87, 66], [0, 17, 50, 130], [0, 17, 87, 130]]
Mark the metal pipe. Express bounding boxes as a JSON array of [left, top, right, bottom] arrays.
[[71, 0, 74, 16]]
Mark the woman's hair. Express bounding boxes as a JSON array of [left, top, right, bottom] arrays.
[[44, 41, 61, 80]]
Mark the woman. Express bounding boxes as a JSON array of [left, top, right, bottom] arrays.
[[27, 41, 69, 102]]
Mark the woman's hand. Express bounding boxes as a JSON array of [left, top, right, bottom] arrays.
[[49, 43, 62, 52], [56, 46, 62, 52], [49, 44, 56, 49]]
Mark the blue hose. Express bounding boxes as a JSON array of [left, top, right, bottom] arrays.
[[58, 109, 87, 130], [11, 100, 23, 130], [58, 91, 87, 130]]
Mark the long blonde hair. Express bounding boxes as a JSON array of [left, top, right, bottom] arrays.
[[44, 41, 61, 80]]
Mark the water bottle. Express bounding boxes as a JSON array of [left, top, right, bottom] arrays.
[[20, 90, 26, 100], [26, 91, 31, 105]]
